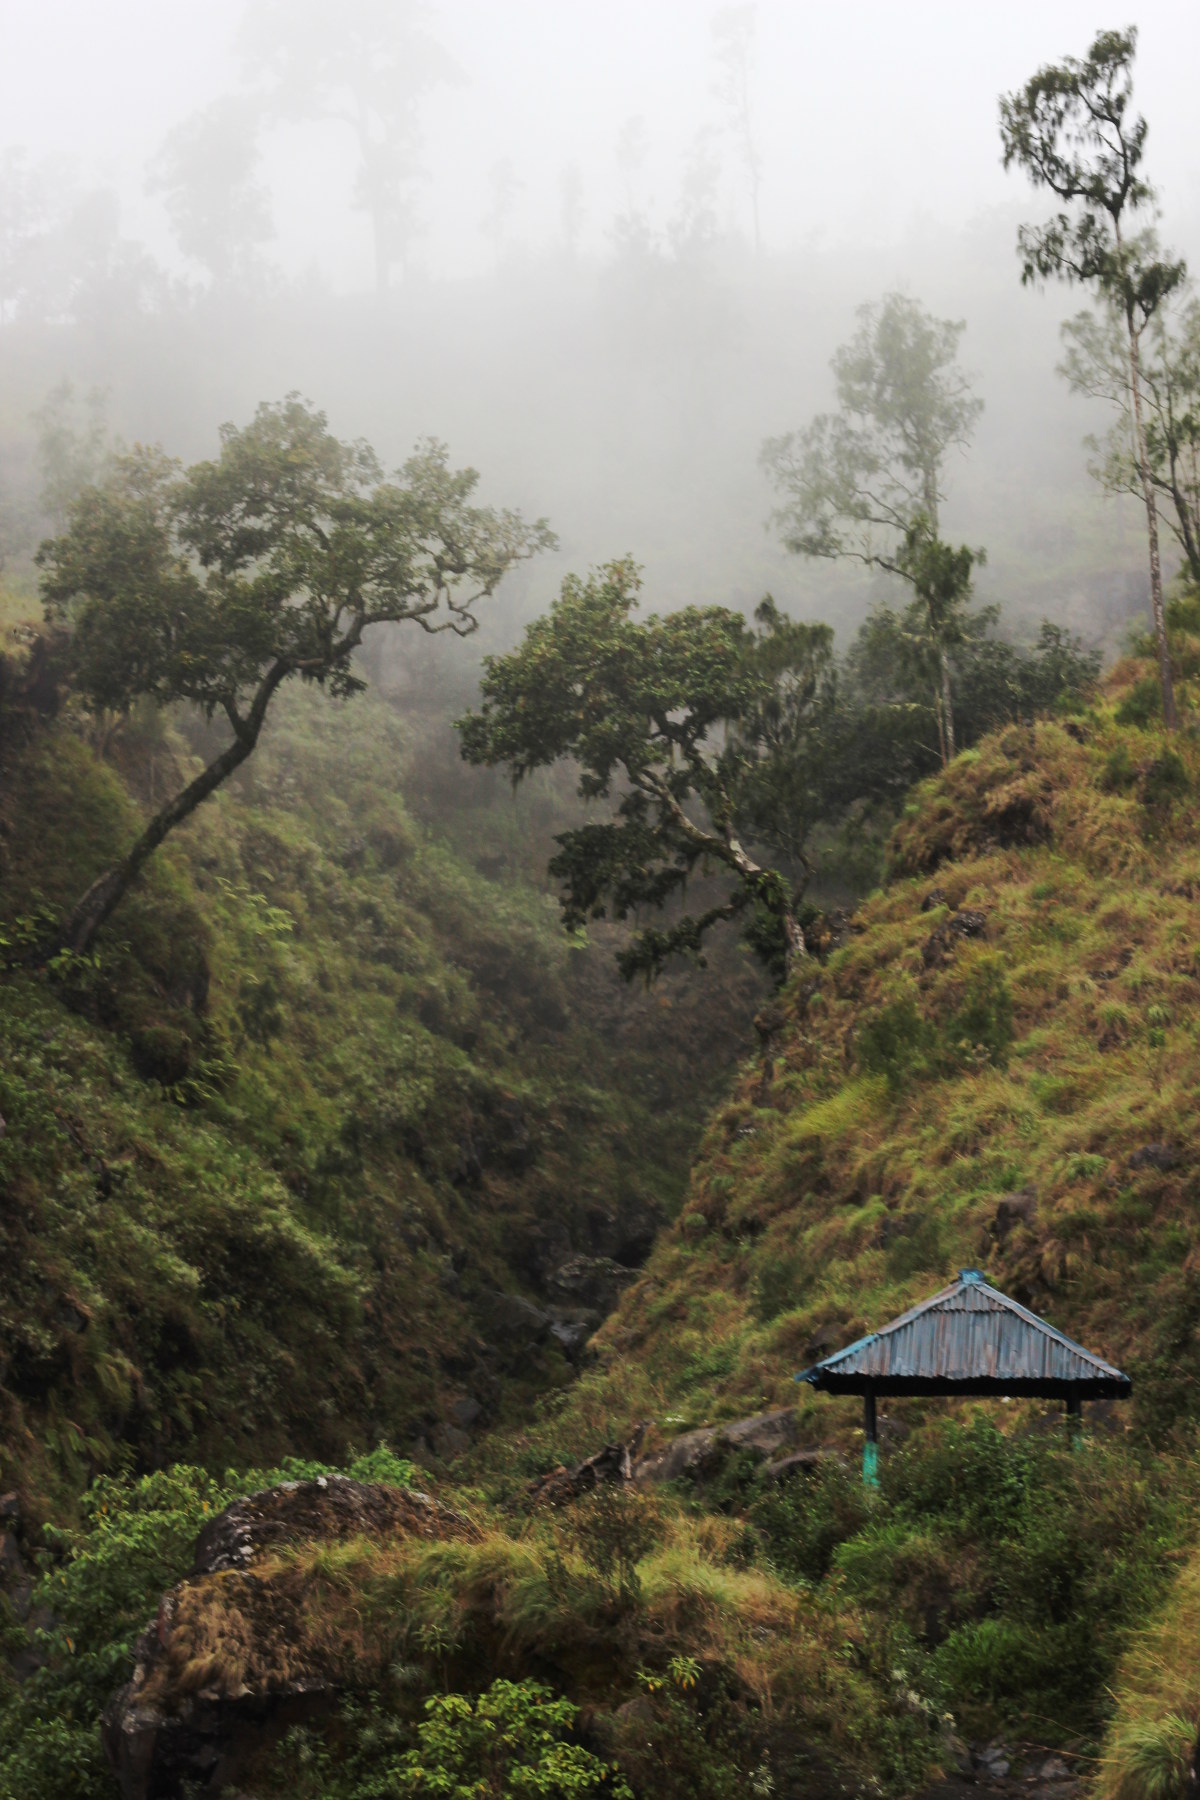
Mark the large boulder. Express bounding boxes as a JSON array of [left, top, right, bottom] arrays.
[[102, 1476, 477, 1800], [634, 1409, 798, 1485]]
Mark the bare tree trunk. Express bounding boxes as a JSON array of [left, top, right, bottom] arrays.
[[781, 905, 807, 968], [1127, 313, 1178, 729], [939, 648, 956, 761], [26, 663, 288, 966]]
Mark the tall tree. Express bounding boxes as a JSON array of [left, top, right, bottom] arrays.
[[458, 561, 839, 982], [33, 398, 552, 960], [149, 97, 273, 286], [1060, 290, 1200, 588], [1000, 26, 1187, 728], [239, 0, 457, 294], [711, 4, 762, 255], [761, 293, 983, 762]]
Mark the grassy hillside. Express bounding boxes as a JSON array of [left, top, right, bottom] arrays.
[[557, 637, 1200, 1454], [0, 626, 759, 1519], [9, 600, 1200, 1799]]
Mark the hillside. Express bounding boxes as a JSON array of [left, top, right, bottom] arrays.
[[7, 619, 1200, 1800], [560, 641, 1200, 1454], [0, 634, 760, 1519]]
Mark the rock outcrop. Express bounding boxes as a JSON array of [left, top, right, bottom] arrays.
[[102, 1476, 477, 1800]]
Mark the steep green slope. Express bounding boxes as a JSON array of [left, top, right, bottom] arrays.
[[566, 654, 1200, 1453], [0, 661, 758, 1518]]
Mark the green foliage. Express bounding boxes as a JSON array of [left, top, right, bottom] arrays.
[[1117, 678, 1164, 727], [1140, 751, 1190, 812], [823, 1418, 1185, 1739], [945, 954, 1014, 1068], [40, 400, 552, 723], [618, 1661, 758, 1800], [30, 398, 552, 954], [856, 986, 935, 1091], [396, 1679, 632, 1798], [459, 561, 837, 979], [751, 1460, 871, 1584], [0, 1451, 414, 1800], [1103, 1714, 1196, 1800]]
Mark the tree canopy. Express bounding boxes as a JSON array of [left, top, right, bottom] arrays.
[[458, 560, 838, 982], [34, 396, 552, 957]]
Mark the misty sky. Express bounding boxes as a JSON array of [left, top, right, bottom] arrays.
[[4, 0, 1199, 287]]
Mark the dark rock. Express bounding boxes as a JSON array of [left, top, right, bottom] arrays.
[[922, 909, 988, 969], [634, 1408, 797, 1485], [54, 1298, 89, 1334], [613, 1693, 655, 1728], [104, 1480, 476, 1800], [0, 1491, 19, 1520], [584, 1203, 661, 1270], [987, 1186, 1038, 1242], [511, 1218, 572, 1285], [548, 1316, 594, 1358], [527, 1423, 648, 1506], [920, 887, 950, 913], [430, 1423, 471, 1461], [448, 1396, 482, 1431], [1029, 1756, 1073, 1784], [972, 1742, 1012, 1781], [760, 1449, 839, 1482], [1129, 1143, 1180, 1172], [547, 1254, 634, 1314], [476, 1288, 552, 1341]]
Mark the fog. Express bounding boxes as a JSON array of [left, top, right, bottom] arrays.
[[4, 0, 1200, 681]]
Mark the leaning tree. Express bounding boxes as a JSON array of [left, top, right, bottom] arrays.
[[1000, 26, 1187, 729], [458, 559, 840, 982], [761, 293, 983, 764], [33, 396, 553, 961]]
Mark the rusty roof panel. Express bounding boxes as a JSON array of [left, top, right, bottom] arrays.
[[797, 1269, 1130, 1397]]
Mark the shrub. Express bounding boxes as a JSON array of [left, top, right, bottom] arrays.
[[398, 1679, 632, 1798], [1116, 679, 1163, 728], [943, 954, 1014, 1069], [857, 987, 935, 1092], [752, 1460, 871, 1584], [1140, 752, 1190, 813]]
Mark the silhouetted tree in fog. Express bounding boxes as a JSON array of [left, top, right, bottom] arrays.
[[149, 97, 274, 287], [711, 4, 762, 255], [762, 293, 983, 763], [240, 0, 458, 294]]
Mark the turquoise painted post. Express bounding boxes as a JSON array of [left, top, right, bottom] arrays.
[[863, 1389, 879, 1488]]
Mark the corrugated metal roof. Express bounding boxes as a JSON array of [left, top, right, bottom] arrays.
[[797, 1269, 1130, 1398]]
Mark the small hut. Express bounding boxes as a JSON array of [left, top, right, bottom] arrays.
[[796, 1269, 1131, 1483]]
